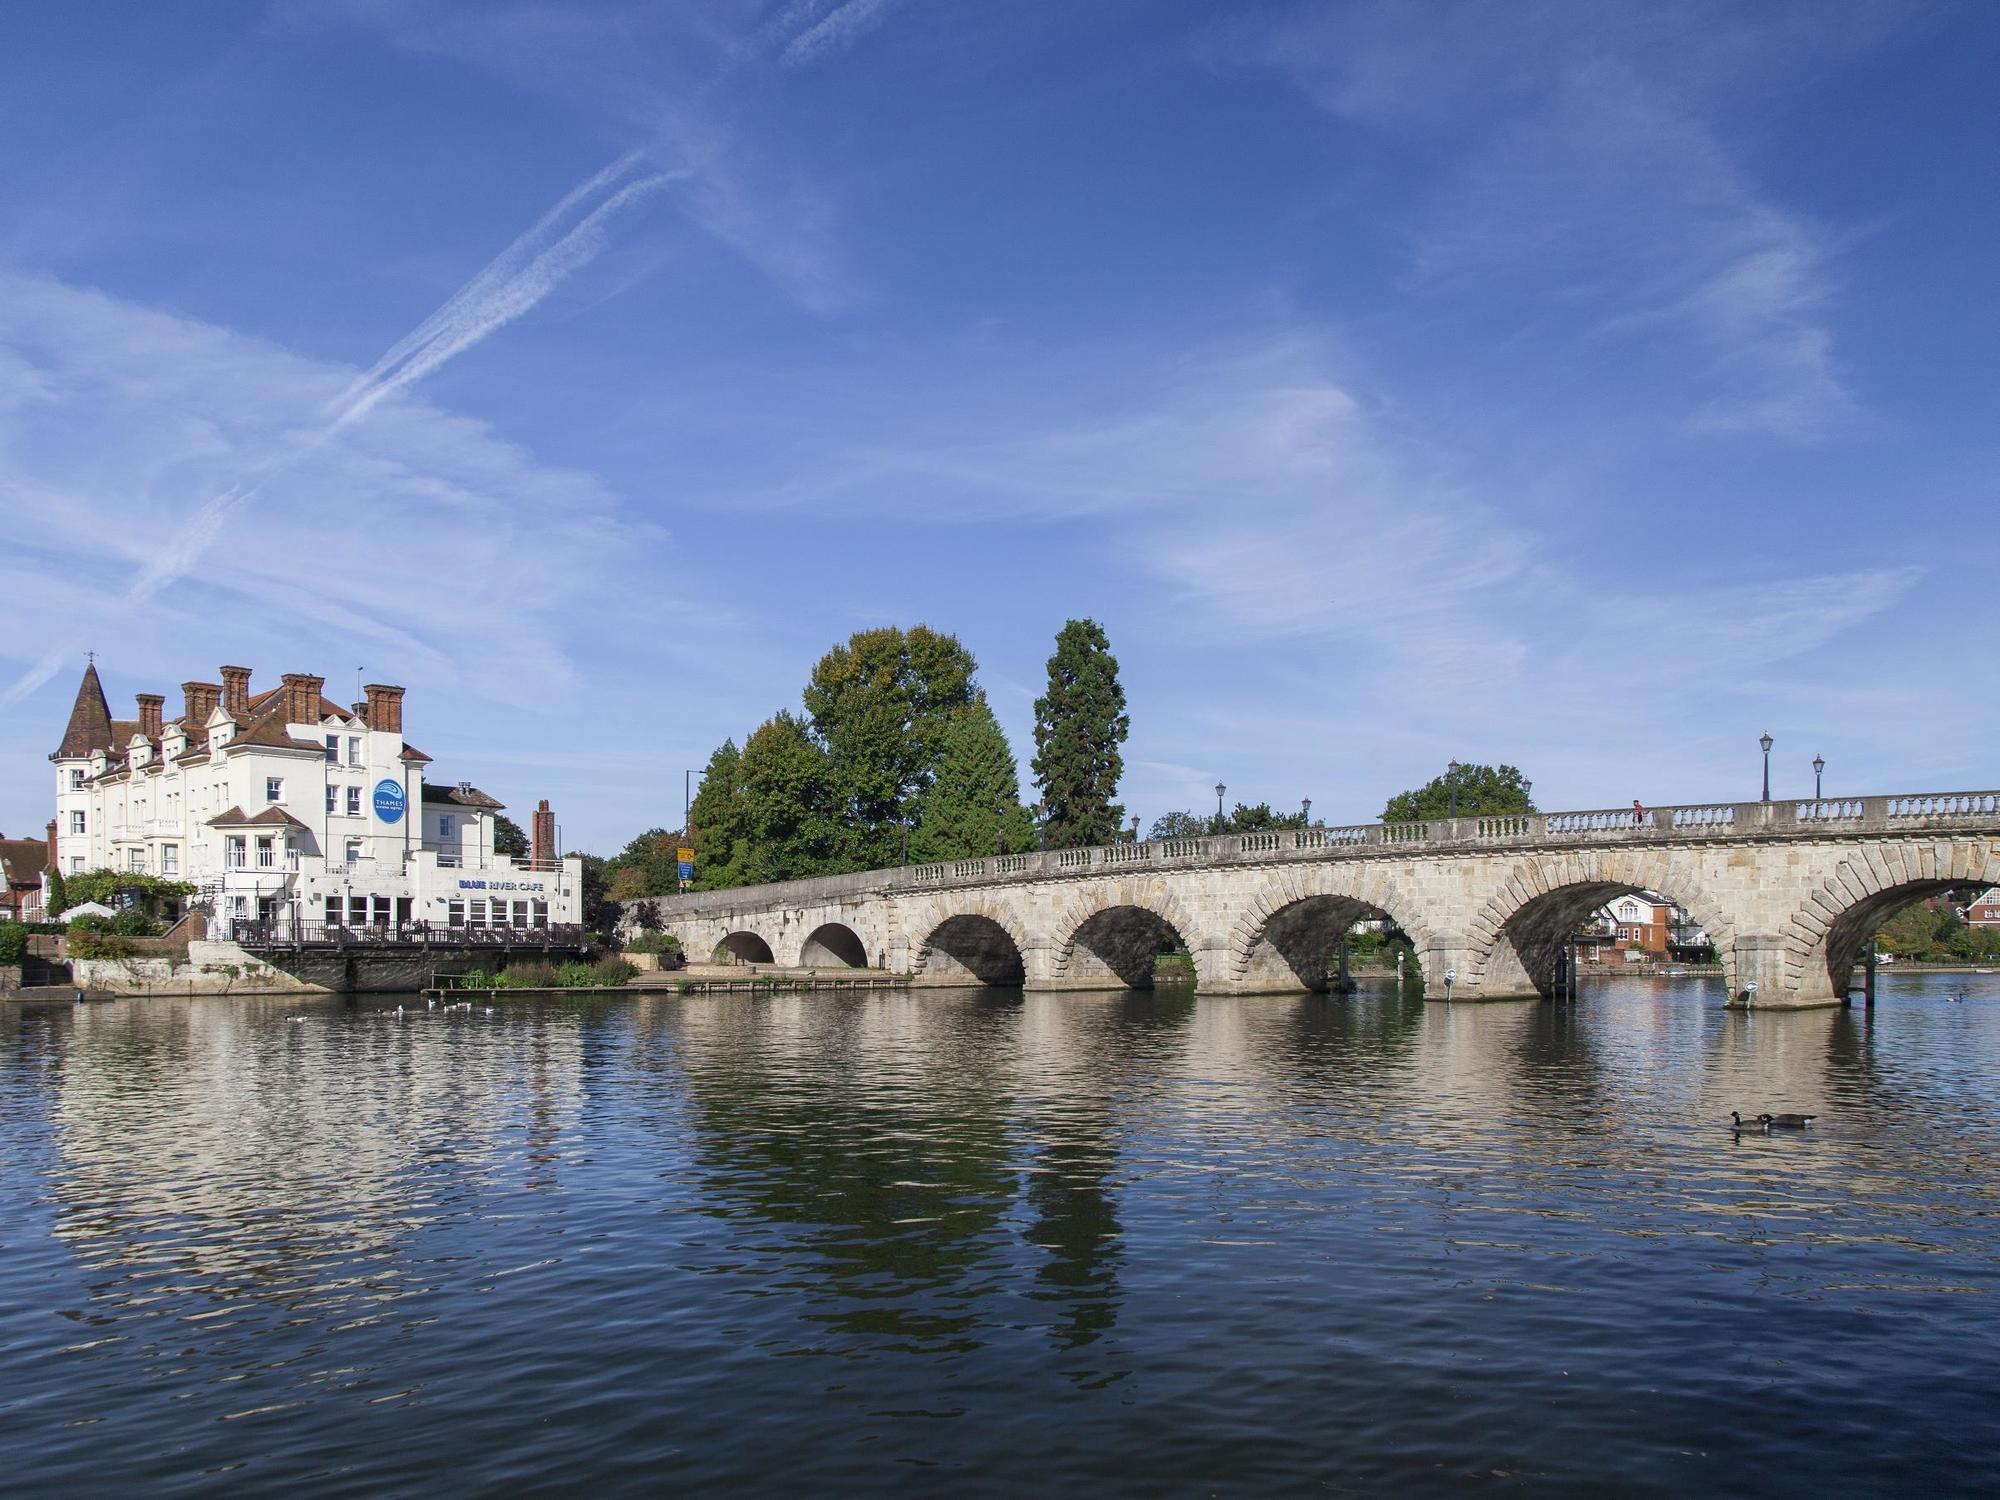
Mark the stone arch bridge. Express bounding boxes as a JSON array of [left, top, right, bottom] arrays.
[[625, 792, 2000, 1008]]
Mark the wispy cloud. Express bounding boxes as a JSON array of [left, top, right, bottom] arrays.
[[1, 153, 665, 706], [1218, 0, 1881, 441], [779, 0, 902, 67]]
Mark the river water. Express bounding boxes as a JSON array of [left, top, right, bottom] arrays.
[[3, 972, 1998, 1496]]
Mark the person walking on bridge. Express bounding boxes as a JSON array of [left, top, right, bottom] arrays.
[[1632, 799, 1646, 826]]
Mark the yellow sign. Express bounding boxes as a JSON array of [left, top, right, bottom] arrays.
[[676, 848, 695, 863]]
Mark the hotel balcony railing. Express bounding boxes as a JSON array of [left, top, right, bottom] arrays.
[[226, 919, 588, 951]]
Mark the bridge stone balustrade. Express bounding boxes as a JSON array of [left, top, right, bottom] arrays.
[[625, 793, 2000, 1008]]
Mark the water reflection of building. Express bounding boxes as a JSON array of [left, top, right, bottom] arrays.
[[41, 999, 588, 1322]]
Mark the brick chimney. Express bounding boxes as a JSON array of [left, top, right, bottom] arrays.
[[280, 672, 324, 726], [530, 799, 556, 867], [135, 693, 164, 739], [46, 819, 57, 870], [182, 680, 221, 728], [220, 665, 252, 716], [362, 683, 404, 735]]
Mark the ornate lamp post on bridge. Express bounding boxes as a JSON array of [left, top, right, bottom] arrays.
[[1760, 732, 1774, 803], [1130, 815, 1140, 844], [1301, 796, 1311, 825], [1214, 781, 1226, 833], [1522, 778, 1532, 811], [1813, 754, 1825, 800], [1447, 760, 1461, 821]]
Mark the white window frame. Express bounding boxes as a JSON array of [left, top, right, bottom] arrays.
[[256, 836, 275, 869], [69, 769, 85, 790], [346, 785, 362, 816], [226, 836, 247, 869], [265, 776, 284, 804], [348, 736, 364, 766], [161, 845, 178, 875], [439, 814, 455, 838], [325, 735, 339, 764], [128, 849, 146, 873], [69, 810, 86, 834]]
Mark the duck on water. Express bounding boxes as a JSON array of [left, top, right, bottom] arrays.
[[1731, 1111, 1818, 1130]]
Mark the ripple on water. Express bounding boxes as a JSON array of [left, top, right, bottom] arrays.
[[2, 977, 2000, 1494]]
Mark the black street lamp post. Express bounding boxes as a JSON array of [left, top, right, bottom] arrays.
[[1301, 796, 1311, 825], [901, 817, 910, 866], [1214, 781, 1226, 833], [1813, 754, 1825, 800], [1130, 815, 1140, 844], [1760, 732, 1773, 803], [1447, 760, 1460, 821], [1034, 802, 1046, 852]]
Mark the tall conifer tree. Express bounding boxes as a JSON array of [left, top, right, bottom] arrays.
[[911, 694, 1037, 862], [1031, 618, 1129, 848]]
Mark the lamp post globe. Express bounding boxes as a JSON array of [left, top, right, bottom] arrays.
[[1813, 753, 1825, 800], [1759, 732, 1774, 803]]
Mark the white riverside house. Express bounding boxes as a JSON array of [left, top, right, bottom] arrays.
[[49, 662, 581, 938]]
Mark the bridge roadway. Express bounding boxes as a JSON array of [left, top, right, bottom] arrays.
[[626, 792, 2000, 1007]]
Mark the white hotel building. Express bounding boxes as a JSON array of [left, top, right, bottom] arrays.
[[49, 662, 581, 936]]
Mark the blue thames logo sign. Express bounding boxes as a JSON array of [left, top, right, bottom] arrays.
[[372, 779, 406, 823]]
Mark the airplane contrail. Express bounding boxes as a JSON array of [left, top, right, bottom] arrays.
[[4, 153, 670, 706]]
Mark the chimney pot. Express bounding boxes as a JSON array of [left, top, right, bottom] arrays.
[[530, 798, 557, 866], [219, 665, 252, 716], [362, 683, 404, 735]]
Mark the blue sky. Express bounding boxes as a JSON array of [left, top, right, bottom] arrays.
[[2, 1, 1995, 852]]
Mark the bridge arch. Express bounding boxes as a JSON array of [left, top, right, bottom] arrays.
[[1225, 867, 1438, 992], [799, 921, 869, 968], [1051, 881, 1206, 989], [715, 930, 776, 965], [914, 907, 1029, 986], [1780, 839, 2000, 1004], [1466, 850, 1736, 998]]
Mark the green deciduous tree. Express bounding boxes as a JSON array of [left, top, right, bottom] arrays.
[[1148, 810, 1208, 840], [1031, 618, 1129, 848], [803, 626, 978, 868], [602, 827, 682, 900], [1383, 763, 1533, 822], [493, 813, 528, 859], [910, 693, 1038, 862], [688, 739, 757, 890], [740, 711, 842, 883]]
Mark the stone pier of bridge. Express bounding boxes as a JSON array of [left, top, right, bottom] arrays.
[[626, 793, 2000, 1009]]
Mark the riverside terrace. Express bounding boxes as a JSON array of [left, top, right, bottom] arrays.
[[624, 792, 2000, 1008]]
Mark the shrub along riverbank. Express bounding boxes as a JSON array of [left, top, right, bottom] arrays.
[[455, 958, 638, 990]]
